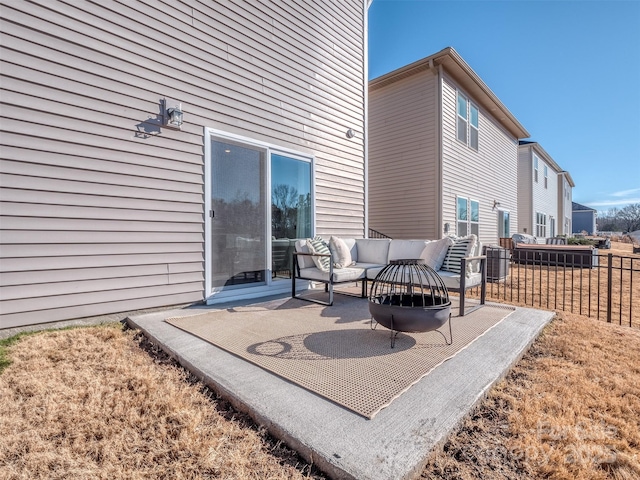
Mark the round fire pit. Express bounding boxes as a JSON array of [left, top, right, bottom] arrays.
[[368, 259, 452, 347]]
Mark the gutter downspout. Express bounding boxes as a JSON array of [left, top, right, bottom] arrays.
[[363, 0, 369, 237], [437, 63, 444, 238]]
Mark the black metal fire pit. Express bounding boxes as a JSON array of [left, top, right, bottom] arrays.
[[368, 259, 452, 347]]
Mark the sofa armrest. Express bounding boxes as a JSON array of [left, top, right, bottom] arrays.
[[292, 250, 333, 277], [463, 254, 486, 261], [293, 251, 331, 258], [457, 254, 487, 316]]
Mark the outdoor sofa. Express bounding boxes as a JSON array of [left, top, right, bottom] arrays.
[[291, 235, 486, 316]]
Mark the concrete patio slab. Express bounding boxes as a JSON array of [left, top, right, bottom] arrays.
[[127, 296, 554, 480]]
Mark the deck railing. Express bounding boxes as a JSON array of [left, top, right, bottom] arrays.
[[368, 228, 392, 239], [477, 247, 639, 328]]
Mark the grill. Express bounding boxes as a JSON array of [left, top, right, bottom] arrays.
[[368, 259, 452, 347]]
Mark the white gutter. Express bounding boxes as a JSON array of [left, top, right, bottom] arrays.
[[437, 63, 444, 238], [363, 0, 370, 237]]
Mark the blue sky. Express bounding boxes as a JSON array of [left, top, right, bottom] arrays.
[[368, 0, 640, 213]]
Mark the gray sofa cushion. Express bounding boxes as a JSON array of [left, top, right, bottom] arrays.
[[438, 270, 483, 290], [294, 239, 316, 269], [387, 240, 429, 262], [421, 237, 454, 270], [355, 239, 391, 264], [297, 266, 366, 283]]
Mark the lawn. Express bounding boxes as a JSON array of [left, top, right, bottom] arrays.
[[482, 241, 640, 328], [1, 243, 639, 479]]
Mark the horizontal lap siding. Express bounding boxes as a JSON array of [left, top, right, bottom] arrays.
[[0, 0, 365, 327], [558, 177, 573, 235], [368, 71, 439, 239], [530, 146, 560, 237], [441, 75, 519, 246], [196, 0, 366, 238], [517, 147, 533, 233]]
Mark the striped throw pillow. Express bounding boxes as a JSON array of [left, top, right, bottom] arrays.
[[441, 235, 477, 274], [306, 236, 331, 272]]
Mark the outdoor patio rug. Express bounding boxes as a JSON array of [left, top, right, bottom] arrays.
[[165, 295, 515, 419]]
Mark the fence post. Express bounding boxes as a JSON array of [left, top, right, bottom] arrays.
[[607, 253, 613, 323]]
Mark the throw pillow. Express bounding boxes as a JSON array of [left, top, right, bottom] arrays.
[[306, 236, 331, 272], [329, 236, 354, 269], [441, 235, 477, 274], [421, 237, 454, 270]]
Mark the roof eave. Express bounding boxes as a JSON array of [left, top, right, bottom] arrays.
[[370, 47, 530, 139], [561, 170, 575, 187], [519, 141, 565, 174]]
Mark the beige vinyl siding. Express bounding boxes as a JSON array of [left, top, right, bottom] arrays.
[[441, 75, 518, 246], [557, 174, 573, 235], [530, 147, 560, 239], [0, 0, 365, 328], [517, 146, 533, 233], [368, 69, 439, 239]]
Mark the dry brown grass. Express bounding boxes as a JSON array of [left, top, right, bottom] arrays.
[[1, 294, 639, 479], [0, 324, 323, 480], [423, 311, 640, 480], [483, 240, 640, 328]]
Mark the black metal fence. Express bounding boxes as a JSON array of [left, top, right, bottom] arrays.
[[478, 246, 639, 328]]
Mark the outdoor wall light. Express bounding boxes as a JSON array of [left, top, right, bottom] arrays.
[[163, 98, 183, 129], [493, 200, 501, 210]]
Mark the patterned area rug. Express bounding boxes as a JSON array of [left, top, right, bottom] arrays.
[[166, 295, 515, 419]]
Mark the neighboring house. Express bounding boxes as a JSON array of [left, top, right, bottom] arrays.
[[368, 47, 529, 247], [572, 202, 598, 235], [558, 170, 575, 236], [0, 0, 368, 328], [517, 141, 574, 239]]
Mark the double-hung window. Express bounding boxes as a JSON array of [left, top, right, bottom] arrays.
[[544, 165, 548, 189], [457, 196, 479, 237], [535, 212, 547, 237], [470, 199, 479, 236], [456, 92, 479, 150], [469, 104, 479, 150], [533, 155, 539, 182], [457, 93, 468, 144]]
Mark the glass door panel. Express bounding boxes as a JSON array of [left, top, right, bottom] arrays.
[[498, 210, 510, 238], [210, 139, 267, 288], [270, 154, 312, 279]]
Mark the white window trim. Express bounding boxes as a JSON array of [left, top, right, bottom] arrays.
[[204, 127, 316, 302], [470, 198, 479, 236], [456, 196, 480, 237], [535, 211, 547, 237], [469, 103, 479, 151], [456, 91, 468, 145], [456, 91, 480, 151], [533, 155, 539, 183]]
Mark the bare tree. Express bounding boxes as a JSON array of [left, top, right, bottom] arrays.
[[271, 184, 299, 238], [617, 203, 640, 233]]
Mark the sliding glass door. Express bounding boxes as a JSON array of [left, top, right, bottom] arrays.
[[207, 131, 313, 296], [271, 154, 312, 279], [210, 139, 267, 288]]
